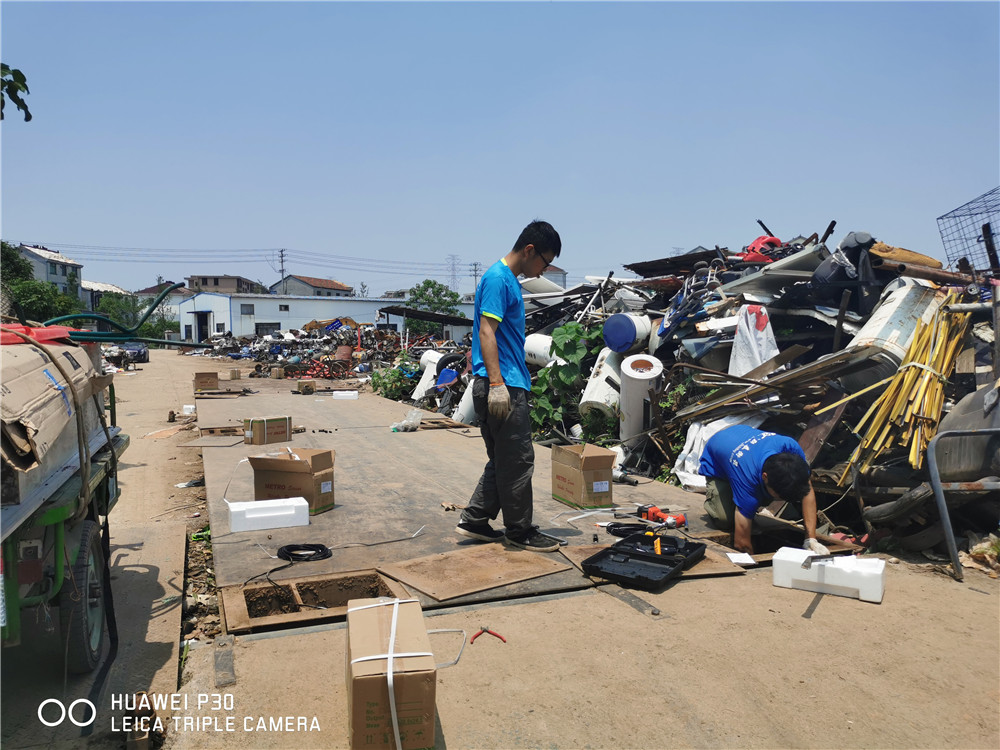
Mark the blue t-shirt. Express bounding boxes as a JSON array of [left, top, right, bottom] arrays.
[[471, 259, 531, 391], [699, 425, 806, 519]]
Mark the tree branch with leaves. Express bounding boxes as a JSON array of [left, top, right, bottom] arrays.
[[1, 64, 32, 122]]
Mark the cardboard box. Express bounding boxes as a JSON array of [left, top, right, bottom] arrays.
[[270, 366, 285, 379], [551, 443, 616, 508], [193, 372, 219, 391], [248, 448, 335, 514], [229, 369, 241, 380], [346, 598, 436, 750], [243, 416, 292, 445], [297, 379, 317, 395]]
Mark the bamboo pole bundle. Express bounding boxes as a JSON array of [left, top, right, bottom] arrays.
[[839, 292, 971, 485]]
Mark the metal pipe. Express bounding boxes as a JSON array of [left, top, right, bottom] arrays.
[[869, 258, 975, 286], [942, 302, 991, 313], [925, 427, 1000, 582]]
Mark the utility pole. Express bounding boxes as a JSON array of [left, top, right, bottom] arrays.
[[470, 261, 483, 291], [446, 254, 460, 291], [280, 249, 286, 295]]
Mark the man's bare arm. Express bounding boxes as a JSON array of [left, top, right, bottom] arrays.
[[479, 316, 503, 383]]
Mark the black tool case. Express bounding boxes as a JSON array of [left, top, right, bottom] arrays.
[[581, 533, 707, 591]]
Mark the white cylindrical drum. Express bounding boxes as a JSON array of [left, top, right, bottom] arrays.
[[452, 382, 476, 425], [411, 350, 445, 401], [619, 354, 664, 441], [579, 347, 623, 420], [603, 313, 652, 354], [525, 333, 560, 368]]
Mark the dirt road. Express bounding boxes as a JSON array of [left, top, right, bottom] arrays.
[[3, 348, 998, 750]]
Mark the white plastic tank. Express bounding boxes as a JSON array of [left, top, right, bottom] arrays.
[[410, 350, 445, 401], [452, 382, 477, 425], [602, 313, 652, 354], [619, 353, 664, 441], [579, 347, 623, 420], [525, 333, 566, 368]]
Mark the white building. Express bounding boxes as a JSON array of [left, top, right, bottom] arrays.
[[176, 292, 474, 341], [135, 281, 194, 320], [80, 280, 131, 312], [16, 245, 83, 297], [269, 275, 354, 297]]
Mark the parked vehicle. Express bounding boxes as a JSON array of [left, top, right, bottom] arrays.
[[122, 340, 149, 363]]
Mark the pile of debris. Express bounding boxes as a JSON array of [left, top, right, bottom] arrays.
[[397, 224, 1000, 569]]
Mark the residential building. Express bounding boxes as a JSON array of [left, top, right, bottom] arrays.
[[176, 292, 473, 341], [80, 280, 131, 312], [184, 274, 263, 294], [135, 281, 194, 320], [270, 275, 354, 297], [15, 244, 83, 297]]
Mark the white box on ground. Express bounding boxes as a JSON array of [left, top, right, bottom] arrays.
[[228, 497, 309, 532], [772, 547, 886, 604]]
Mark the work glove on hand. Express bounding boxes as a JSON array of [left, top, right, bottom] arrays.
[[803, 537, 830, 555], [487, 383, 511, 421]]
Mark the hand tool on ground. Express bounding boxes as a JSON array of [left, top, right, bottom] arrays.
[[801, 553, 838, 570], [637, 505, 686, 528], [535, 529, 569, 546], [470, 625, 506, 644]]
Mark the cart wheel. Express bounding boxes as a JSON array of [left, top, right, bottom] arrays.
[[59, 520, 106, 674]]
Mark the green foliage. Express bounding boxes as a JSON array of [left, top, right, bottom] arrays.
[[405, 279, 465, 336], [1, 64, 32, 122], [96, 293, 148, 329], [530, 321, 606, 437], [580, 408, 619, 446], [2, 241, 34, 281], [370, 359, 420, 401], [8, 279, 82, 322]]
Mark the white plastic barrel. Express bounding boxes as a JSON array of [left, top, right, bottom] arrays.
[[411, 350, 445, 401], [619, 353, 664, 441], [525, 333, 566, 368], [579, 347, 623, 420], [603, 313, 652, 354], [452, 382, 477, 425]]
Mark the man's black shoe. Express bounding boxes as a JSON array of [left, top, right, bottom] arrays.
[[455, 522, 505, 542], [504, 530, 560, 552]]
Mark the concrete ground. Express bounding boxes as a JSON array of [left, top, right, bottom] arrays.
[[3, 348, 998, 750]]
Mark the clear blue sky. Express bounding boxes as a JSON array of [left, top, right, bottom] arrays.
[[2, 1, 997, 296]]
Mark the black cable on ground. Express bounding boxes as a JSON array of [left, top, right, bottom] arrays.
[[244, 544, 333, 609]]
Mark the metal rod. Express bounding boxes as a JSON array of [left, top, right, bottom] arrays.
[[925, 427, 1000, 582], [869, 259, 975, 285]]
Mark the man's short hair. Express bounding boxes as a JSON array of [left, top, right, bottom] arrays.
[[762, 451, 812, 504], [513, 220, 561, 259]]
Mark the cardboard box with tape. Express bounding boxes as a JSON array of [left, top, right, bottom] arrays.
[[248, 448, 335, 515], [551, 443, 616, 508], [346, 598, 436, 750], [243, 416, 292, 445], [193, 372, 219, 391]]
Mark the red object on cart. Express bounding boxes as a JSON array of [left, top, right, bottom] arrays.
[[0, 325, 81, 346]]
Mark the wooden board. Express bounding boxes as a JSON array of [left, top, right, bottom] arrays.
[[417, 416, 473, 430], [180, 436, 245, 448], [377, 544, 572, 601], [559, 544, 745, 578]]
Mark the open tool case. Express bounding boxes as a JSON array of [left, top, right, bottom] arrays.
[[581, 533, 707, 591]]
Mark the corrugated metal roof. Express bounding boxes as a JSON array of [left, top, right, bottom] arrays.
[[19, 244, 82, 266], [284, 275, 353, 291], [81, 279, 130, 294]]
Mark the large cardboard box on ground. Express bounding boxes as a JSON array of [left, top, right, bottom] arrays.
[[248, 448, 335, 515], [346, 598, 436, 750], [551, 443, 616, 508], [243, 416, 292, 445], [1, 340, 112, 504], [193, 372, 219, 391]]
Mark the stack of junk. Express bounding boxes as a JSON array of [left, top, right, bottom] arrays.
[[179, 214, 1000, 576]]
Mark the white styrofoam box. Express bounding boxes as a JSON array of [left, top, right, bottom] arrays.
[[228, 497, 309, 533], [331, 391, 358, 400], [772, 547, 886, 604]]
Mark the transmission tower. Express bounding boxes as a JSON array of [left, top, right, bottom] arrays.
[[446, 254, 461, 291]]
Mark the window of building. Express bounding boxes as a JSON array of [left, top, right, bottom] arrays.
[[241, 304, 255, 315], [279, 304, 289, 312], [216, 323, 226, 333], [201, 277, 208, 285], [49, 262, 58, 274], [213, 278, 219, 285], [61, 265, 68, 276], [315, 290, 322, 296]]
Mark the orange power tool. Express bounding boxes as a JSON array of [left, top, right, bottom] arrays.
[[637, 504, 686, 528]]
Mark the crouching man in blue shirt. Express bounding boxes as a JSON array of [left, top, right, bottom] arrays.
[[699, 424, 830, 556]]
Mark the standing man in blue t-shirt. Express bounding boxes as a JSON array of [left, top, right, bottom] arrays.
[[456, 220, 562, 552], [699, 424, 830, 556]]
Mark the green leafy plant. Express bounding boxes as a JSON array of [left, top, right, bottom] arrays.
[[370, 360, 419, 401], [1, 64, 32, 122], [530, 321, 605, 437]]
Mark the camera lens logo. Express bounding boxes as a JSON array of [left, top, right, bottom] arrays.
[[37, 698, 96, 727]]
